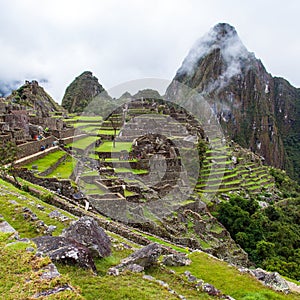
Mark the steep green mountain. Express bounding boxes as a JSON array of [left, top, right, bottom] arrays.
[[62, 71, 110, 114], [166, 23, 300, 182], [6, 80, 63, 117]]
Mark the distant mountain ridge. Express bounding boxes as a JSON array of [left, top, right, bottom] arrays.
[[5, 80, 63, 117], [167, 23, 300, 181]]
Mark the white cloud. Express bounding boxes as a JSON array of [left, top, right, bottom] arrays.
[[0, 0, 299, 102]]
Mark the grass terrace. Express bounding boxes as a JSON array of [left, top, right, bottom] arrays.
[[67, 136, 98, 149], [67, 115, 103, 122], [45, 155, 76, 179], [23, 150, 66, 173], [79, 182, 107, 196], [96, 141, 133, 152], [114, 167, 148, 175]]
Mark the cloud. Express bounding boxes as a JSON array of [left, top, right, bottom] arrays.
[[0, 0, 299, 102]]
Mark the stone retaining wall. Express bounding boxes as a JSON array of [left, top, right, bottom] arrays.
[[52, 128, 75, 139], [15, 147, 59, 167], [61, 133, 88, 145], [38, 154, 68, 176], [17, 136, 56, 159]]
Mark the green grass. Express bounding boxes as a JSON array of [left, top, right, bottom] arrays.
[[96, 141, 133, 152], [68, 136, 98, 149], [70, 122, 95, 128], [71, 115, 103, 122], [57, 245, 182, 300], [114, 167, 148, 175], [171, 251, 300, 300], [0, 233, 82, 299], [98, 129, 120, 135], [124, 190, 136, 197], [0, 179, 76, 238], [104, 157, 138, 162], [45, 155, 76, 179], [79, 125, 101, 132], [79, 181, 107, 195], [58, 265, 179, 300], [23, 150, 65, 173]]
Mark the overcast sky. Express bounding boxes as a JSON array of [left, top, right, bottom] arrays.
[[0, 0, 299, 102]]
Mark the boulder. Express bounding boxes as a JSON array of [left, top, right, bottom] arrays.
[[61, 216, 111, 258], [251, 268, 290, 294], [162, 253, 191, 266], [202, 283, 222, 296], [0, 220, 17, 235], [116, 243, 162, 271], [125, 263, 144, 273], [32, 236, 96, 272], [40, 263, 61, 280]]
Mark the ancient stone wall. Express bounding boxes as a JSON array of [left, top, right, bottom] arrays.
[[17, 136, 56, 159], [38, 154, 68, 176], [15, 147, 59, 167], [61, 133, 87, 145], [52, 128, 75, 139]]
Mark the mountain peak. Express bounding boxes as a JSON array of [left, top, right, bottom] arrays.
[[178, 23, 248, 76], [212, 23, 237, 39], [61, 71, 106, 113]]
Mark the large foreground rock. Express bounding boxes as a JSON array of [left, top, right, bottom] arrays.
[[32, 236, 97, 272], [119, 243, 162, 269], [61, 216, 111, 258], [108, 243, 162, 274]]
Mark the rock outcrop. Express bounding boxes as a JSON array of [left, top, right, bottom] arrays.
[[108, 243, 162, 274], [162, 253, 191, 266], [240, 267, 291, 294], [32, 235, 97, 272], [61, 216, 111, 258], [167, 23, 300, 182]]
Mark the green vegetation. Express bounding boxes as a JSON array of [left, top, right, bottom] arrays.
[[270, 168, 300, 198], [71, 115, 103, 121], [96, 141, 132, 152], [114, 167, 148, 175], [68, 136, 98, 149], [0, 179, 75, 238], [0, 233, 82, 299], [98, 129, 120, 135], [170, 251, 299, 300], [23, 151, 65, 173], [79, 181, 106, 195], [216, 194, 300, 280], [45, 156, 76, 179], [0, 178, 299, 299]]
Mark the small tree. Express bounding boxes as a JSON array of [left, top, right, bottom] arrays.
[[110, 116, 122, 148], [0, 141, 19, 185]]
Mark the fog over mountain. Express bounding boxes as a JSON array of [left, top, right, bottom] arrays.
[[0, 0, 299, 102]]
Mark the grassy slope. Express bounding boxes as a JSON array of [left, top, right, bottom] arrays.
[[0, 178, 299, 299], [0, 233, 83, 300]]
